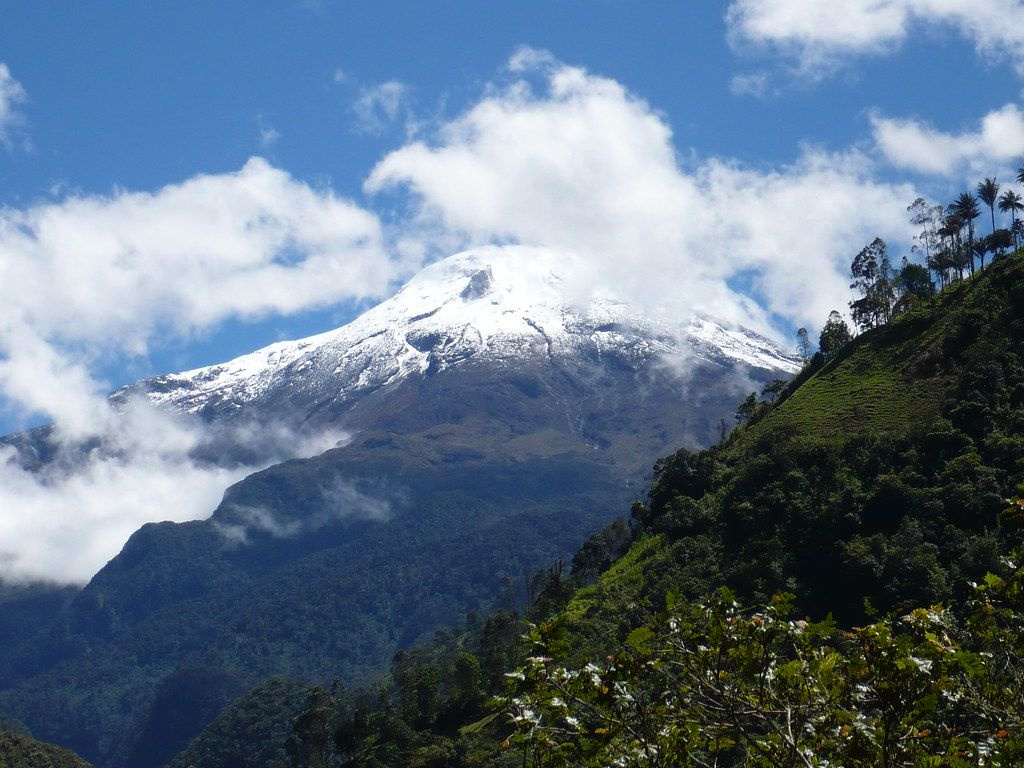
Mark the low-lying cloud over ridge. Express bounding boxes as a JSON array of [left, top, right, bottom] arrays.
[[0, 157, 406, 583]]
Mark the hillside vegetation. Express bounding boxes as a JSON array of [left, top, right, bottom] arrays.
[[198, 247, 1024, 767], [0, 732, 91, 768]]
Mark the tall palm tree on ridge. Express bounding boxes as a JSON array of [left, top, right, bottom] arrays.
[[1000, 189, 1024, 250], [952, 192, 981, 275]]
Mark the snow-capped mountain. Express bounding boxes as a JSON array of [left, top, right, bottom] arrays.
[[121, 247, 799, 422], [0, 249, 802, 763]]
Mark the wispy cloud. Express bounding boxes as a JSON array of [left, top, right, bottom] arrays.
[[0, 63, 27, 150], [214, 479, 395, 546], [352, 81, 409, 135], [258, 117, 281, 149], [730, 71, 774, 97]]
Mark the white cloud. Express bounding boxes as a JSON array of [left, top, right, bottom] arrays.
[[215, 480, 394, 545], [352, 81, 409, 135], [0, 158, 412, 583], [727, 0, 1024, 76], [0, 407, 346, 585], [0, 157, 399, 365], [871, 103, 1024, 176], [367, 49, 916, 336], [0, 63, 27, 150]]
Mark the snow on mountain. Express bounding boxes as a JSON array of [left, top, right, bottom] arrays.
[[124, 247, 800, 417]]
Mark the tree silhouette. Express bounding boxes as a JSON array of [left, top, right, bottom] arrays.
[[936, 213, 965, 282], [977, 177, 1000, 243], [796, 327, 811, 362], [999, 189, 1023, 249], [951, 192, 981, 275], [972, 236, 990, 271], [907, 198, 935, 263], [818, 310, 852, 359], [849, 237, 894, 330]]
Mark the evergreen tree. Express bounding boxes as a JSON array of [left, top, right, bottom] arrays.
[[818, 310, 852, 359], [849, 237, 894, 330]]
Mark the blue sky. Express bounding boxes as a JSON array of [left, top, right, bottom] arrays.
[[2, 1, 1022, 397], [3, 1, 1024, 581]]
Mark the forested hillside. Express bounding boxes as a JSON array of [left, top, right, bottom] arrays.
[[190, 246, 1024, 767], [0, 731, 92, 768]]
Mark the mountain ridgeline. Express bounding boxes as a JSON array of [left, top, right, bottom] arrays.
[[0, 248, 797, 768], [187, 248, 1024, 767]]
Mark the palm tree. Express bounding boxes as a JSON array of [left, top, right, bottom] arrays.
[[999, 189, 1024, 249], [952, 192, 981, 275], [939, 211, 966, 281], [1018, 165, 1024, 186], [972, 237, 990, 270], [977, 178, 1000, 239]]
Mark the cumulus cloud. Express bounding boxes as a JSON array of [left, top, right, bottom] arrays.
[[871, 103, 1024, 176], [0, 158, 411, 583], [352, 81, 409, 135], [726, 0, 1024, 76], [0, 157, 399, 358], [0, 63, 27, 150], [367, 49, 916, 335]]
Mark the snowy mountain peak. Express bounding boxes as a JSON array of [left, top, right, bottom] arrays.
[[125, 247, 800, 418]]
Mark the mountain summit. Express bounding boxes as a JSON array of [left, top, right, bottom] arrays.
[[0, 248, 799, 768], [120, 247, 798, 427]]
